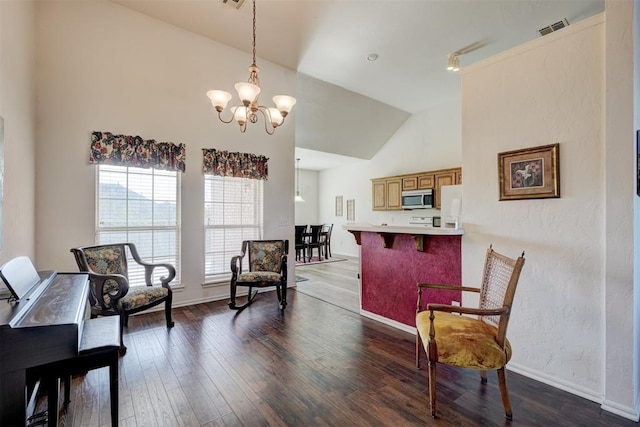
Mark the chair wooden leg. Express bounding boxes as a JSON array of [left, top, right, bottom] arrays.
[[229, 280, 238, 309], [118, 312, 127, 355], [480, 370, 487, 384], [280, 282, 288, 311], [109, 352, 119, 427], [497, 367, 513, 420], [165, 295, 175, 328], [428, 360, 437, 418], [416, 332, 422, 369]]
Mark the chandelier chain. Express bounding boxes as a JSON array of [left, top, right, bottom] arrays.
[[252, 0, 257, 66]]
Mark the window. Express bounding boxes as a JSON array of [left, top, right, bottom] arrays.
[[204, 175, 263, 280], [96, 165, 181, 286]]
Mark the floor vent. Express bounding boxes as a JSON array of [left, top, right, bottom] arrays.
[[538, 18, 569, 36], [221, 0, 245, 9]]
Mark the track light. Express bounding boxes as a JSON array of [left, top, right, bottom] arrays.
[[447, 53, 460, 72]]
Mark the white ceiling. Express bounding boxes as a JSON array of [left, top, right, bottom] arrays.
[[111, 0, 604, 170]]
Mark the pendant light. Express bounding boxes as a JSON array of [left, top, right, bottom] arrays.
[[295, 158, 305, 203], [206, 0, 296, 135]]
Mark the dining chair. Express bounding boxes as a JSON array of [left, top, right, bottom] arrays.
[[295, 225, 308, 262], [306, 225, 324, 261], [321, 223, 333, 258]]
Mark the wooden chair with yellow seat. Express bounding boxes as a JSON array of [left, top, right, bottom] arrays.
[[415, 245, 525, 420]]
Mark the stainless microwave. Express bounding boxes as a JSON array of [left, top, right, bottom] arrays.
[[401, 189, 433, 210]]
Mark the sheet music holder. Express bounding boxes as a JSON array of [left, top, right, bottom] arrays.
[[0, 256, 57, 303]]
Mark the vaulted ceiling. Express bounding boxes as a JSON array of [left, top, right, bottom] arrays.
[[111, 0, 604, 170]]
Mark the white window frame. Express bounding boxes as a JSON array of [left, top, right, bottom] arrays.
[[95, 165, 182, 287], [204, 174, 264, 283]]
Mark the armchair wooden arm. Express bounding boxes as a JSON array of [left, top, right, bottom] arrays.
[[426, 303, 508, 317], [88, 272, 130, 311], [416, 282, 481, 314], [127, 243, 176, 287]]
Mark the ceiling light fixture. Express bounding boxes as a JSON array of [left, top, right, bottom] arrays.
[[367, 53, 379, 61], [206, 0, 296, 135], [447, 53, 460, 72], [295, 158, 305, 203]]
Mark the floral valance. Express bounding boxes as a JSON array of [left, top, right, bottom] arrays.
[[202, 149, 268, 180], [90, 131, 186, 173]]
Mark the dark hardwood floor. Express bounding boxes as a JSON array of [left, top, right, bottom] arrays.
[[46, 259, 637, 426]]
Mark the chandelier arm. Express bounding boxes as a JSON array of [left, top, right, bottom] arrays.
[[217, 110, 235, 124], [256, 107, 276, 135], [217, 105, 244, 124]]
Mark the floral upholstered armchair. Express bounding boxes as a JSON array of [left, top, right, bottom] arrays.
[[229, 240, 288, 311], [70, 242, 175, 352]]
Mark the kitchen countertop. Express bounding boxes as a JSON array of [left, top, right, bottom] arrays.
[[344, 223, 464, 236]]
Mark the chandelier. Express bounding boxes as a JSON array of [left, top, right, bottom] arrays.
[[206, 0, 296, 135]]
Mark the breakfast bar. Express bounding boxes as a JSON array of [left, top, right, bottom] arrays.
[[346, 224, 464, 331]]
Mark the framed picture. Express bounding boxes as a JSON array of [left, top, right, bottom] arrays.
[[637, 130, 640, 196], [346, 199, 355, 221], [335, 195, 343, 216], [498, 143, 560, 201]]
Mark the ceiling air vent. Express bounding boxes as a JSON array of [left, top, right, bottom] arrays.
[[538, 18, 569, 36], [221, 0, 245, 9]]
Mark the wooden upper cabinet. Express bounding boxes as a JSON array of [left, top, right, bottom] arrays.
[[433, 168, 461, 209], [372, 179, 387, 210], [386, 178, 402, 210], [402, 176, 418, 191], [403, 173, 434, 191], [372, 178, 402, 211], [373, 167, 460, 211], [418, 174, 435, 189]]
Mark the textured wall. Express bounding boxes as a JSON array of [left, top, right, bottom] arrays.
[[461, 12, 637, 416]]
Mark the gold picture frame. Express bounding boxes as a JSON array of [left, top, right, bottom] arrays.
[[498, 143, 560, 201]]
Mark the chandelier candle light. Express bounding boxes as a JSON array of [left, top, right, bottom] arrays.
[[206, 0, 296, 135]]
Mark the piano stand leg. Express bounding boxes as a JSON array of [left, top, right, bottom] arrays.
[[45, 375, 60, 427]]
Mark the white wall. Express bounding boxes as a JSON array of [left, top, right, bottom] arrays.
[[294, 169, 318, 225], [318, 100, 462, 257], [0, 0, 36, 264], [463, 9, 636, 419], [34, 1, 296, 304], [603, 0, 635, 416], [633, 0, 640, 414]]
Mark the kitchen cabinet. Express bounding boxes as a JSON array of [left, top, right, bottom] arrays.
[[372, 177, 402, 211], [403, 173, 434, 191], [434, 170, 456, 209], [373, 167, 461, 211]]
